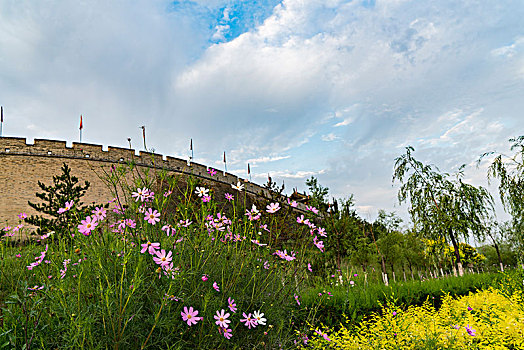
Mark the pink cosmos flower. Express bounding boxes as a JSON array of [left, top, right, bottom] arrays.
[[202, 275, 208, 282], [306, 205, 319, 214], [28, 285, 44, 292], [181, 306, 202, 326], [240, 312, 257, 329], [274, 249, 296, 261], [126, 219, 136, 228], [202, 195, 211, 203], [92, 207, 107, 221], [224, 193, 234, 202], [162, 263, 179, 279], [214, 309, 231, 328], [251, 239, 267, 246], [465, 325, 476, 336], [144, 208, 160, 225], [287, 198, 298, 207], [313, 236, 324, 252], [208, 168, 217, 176], [163, 190, 172, 197], [153, 249, 172, 266], [314, 330, 331, 342], [16, 254, 21, 258], [18, 212, 27, 219], [213, 282, 220, 292], [294, 294, 301, 306], [161, 224, 175, 236], [266, 202, 280, 213], [317, 227, 327, 237], [297, 215, 305, 224], [227, 297, 237, 313], [78, 216, 98, 235], [140, 241, 160, 254], [307, 263, 312, 272], [178, 219, 192, 228], [219, 327, 233, 339]]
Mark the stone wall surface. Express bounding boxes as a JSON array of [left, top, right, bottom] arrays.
[[0, 137, 305, 228]]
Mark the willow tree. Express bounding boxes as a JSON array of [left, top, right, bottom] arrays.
[[393, 146, 494, 276], [481, 135, 524, 263]]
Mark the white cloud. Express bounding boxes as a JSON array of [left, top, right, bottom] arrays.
[[246, 155, 291, 164], [254, 169, 326, 179], [1, 0, 523, 223], [321, 133, 338, 141]]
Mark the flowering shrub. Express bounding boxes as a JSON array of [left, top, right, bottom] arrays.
[[304, 286, 524, 349], [0, 167, 323, 348]]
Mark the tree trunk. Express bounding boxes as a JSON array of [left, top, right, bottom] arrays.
[[448, 230, 464, 276], [390, 263, 396, 282], [493, 242, 504, 272], [382, 272, 389, 286]]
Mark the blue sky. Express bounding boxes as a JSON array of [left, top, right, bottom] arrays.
[[1, 0, 523, 224]]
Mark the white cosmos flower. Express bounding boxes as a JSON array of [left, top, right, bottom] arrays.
[[231, 181, 244, 191], [253, 310, 266, 326], [194, 187, 209, 197]]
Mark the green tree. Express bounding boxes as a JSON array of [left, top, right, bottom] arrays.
[[393, 146, 494, 276], [305, 176, 329, 212], [26, 163, 96, 237], [481, 135, 524, 264]]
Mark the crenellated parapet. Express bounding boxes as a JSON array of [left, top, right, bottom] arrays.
[[0, 137, 306, 226]]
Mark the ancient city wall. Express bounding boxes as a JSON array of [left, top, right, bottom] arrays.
[[0, 137, 305, 228]]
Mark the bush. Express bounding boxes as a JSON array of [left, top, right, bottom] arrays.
[[303, 286, 524, 349], [299, 272, 500, 328]]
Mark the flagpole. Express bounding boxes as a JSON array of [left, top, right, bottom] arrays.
[[223, 151, 227, 175], [79, 114, 83, 142], [140, 126, 147, 151]]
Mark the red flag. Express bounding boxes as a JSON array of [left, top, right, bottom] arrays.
[[1, 106, 3, 123], [190, 138, 193, 151], [223, 151, 226, 163], [248, 163, 251, 175], [79, 115, 83, 130]]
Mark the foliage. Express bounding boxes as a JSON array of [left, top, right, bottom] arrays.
[[300, 272, 499, 328], [305, 177, 329, 212], [0, 165, 323, 349], [481, 135, 524, 261], [303, 285, 524, 349], [393, 146, 494, 275], [25, 163, 99, 237]]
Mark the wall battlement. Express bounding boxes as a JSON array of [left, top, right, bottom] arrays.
[[0, 137, 306, 227]]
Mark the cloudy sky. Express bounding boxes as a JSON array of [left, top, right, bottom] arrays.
[[1, 0, 523, 222]]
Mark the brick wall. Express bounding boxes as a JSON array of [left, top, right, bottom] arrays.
[[0, 137, 305, 228]]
